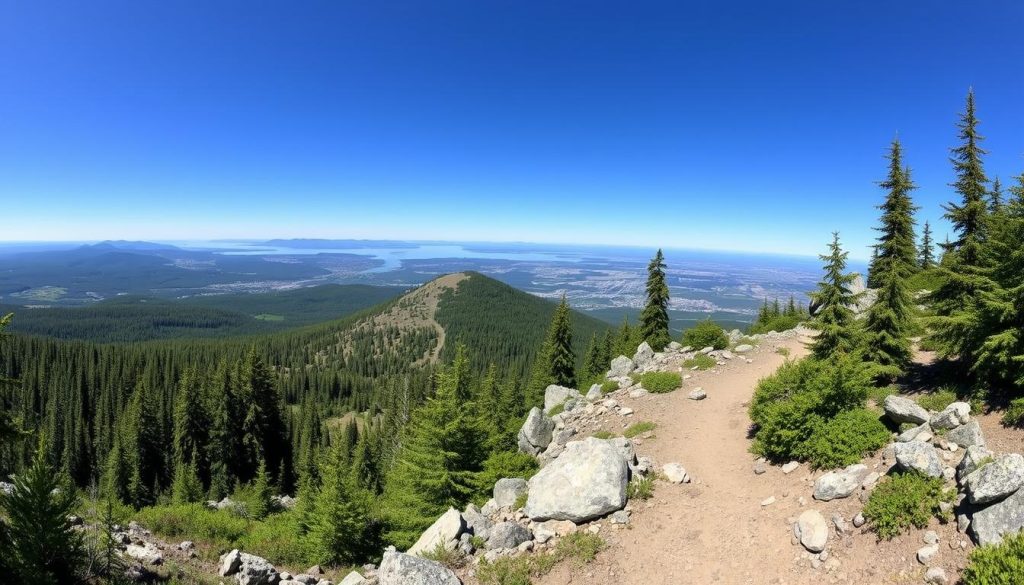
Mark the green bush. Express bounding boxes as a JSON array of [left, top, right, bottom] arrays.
[[749, 356, 875, 463], [748, 314, 804, 335], [800, 408, 890, 469], [1002, 397, 1024, 427], [546, 401, 565, 416], [627, 477, 654, 500], [916, 388, 958, 412], [476, 451, 539, 500], [906, 268, 945, 293], [682, 319, 729, 350], [862, 472, 953, 540], [639, 371, 681, 393], [600, 380, 619, 394], [134, 504, 249, 549], [623, 421, 656, 438], [237, 511, 308, 567], [962, 531, 1024, 584], [591, 430, 615, 439], [682, 354, 716, 370], [475, 532, 603, 585]]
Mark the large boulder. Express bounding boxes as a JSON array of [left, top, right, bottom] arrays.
[[219, 549, 242, 577], [607, 355, 634, 378], [486, 521, 532, 550], [795, 510, 829, 553], [964, 454, 1024, 505], [894, 442, 943, 478], [897, 423, 931, 443], [462, 503, 493, 541], [813, 464, 870, 501], [408, 508, 466, 556], [125, 543, 163, 566], [227, 552, 278, 585], [493, 478, 529, 509], [517, 407, 554, 455], [970, 485, 1024, 546], [585, 384, 603, 401], [958, 445, 995, 482], [524, 437, 628, 523], [946, 420, 986, 449], [930, 402, 971, 430], [884, 395, 930, 425], [544, 385, 581, 413], [632, 342, 656, 372], [378, 550, 460, 585]]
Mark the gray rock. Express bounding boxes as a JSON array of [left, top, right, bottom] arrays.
[[813, 464, 869, 501], [964, 453, 1024, 505], [407, 507, 465, 556], [125, 543, 163, 566], [853, 513, 865, 528], [605, 436, 637, 467], [378, 550, 460, 585], [633, 342, 656, 371], [662, 462, 689, 484], [480, 498, 499, 517], [234, 552, 279, 585], [607, 355, 635, 378], [734, 344, 754, 353], [782, 461, 800, 474], [688, 387, 707, 400], [609, 510, 630, 524], [970, 485, 1024, 546], [339, 572, 367, 585], [753, 459, 767, 475], [462, 504, 492, 541], [917, 544, 939, 564], [524, 437, 628, 523], [957, 445, 994, 482], [924, 567, 948, 585], [585, 384, 603, 401], [486, 522, 531, 550], [930, 402, 971, 430], [493, 478, 529, 509], [796, 510, 829, 553], [896, 423, 931, 443], [553, 428, 576, 446], [894, 441, 943, 477], [517, 407, 554, 455], [883, 395, 930, 425], [946, 420, 986, 448], [220, 549, 242, 577], [544, 385, 581, 413]]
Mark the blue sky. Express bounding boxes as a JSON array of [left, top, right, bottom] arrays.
[[1, 1, 1022, 259]]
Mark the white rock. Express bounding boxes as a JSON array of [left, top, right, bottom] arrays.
[[964, 453, 1024, 505], [524, 437, 628, 523], [378, 550, 460, 585], [925, 567, 948, 585], [782, 461, 800, 474], [407, 507, 465, 556], [813, 464, 869, 501], [662, 463, 690, 484], [688, 388, 707, 400], [883, 395, 930, 425], [796, 510, 829, 553], [917, 543, 939, 564]]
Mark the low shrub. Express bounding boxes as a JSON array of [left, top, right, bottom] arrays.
[[682, 319, 729, 350], [236, 511, 308, 567], [476, 451, 539, 500], [962, 531, 1024, 584], [862, 472, 953, 540], [134, 504, 250, 548], [546, 401, 566, 416], [600, 380, 619, 394], [475, 532, 604, 585], [907, 268, 945, 293], [775, 347, 791, 357], [623, 421, 656, 438], [591, 430, 615, 439], [627, 476, 654, 500], [1003, 397, 1024, 427], [554, 532, 605, 566], [748, 314, 804, 335], [513, 492, 528, 510], [916, 388, 958, 412], [422, 541, 466, 569], [867, 385, 898, 407], [682, 354, 716, 370], [800, 408, 890, 469], [639, 371, 681, 393]]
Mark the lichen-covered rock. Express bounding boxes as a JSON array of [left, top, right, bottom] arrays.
[[485, 521, 531, 550], [946, 420, 986, 449], [813, 464, 869, 501], [964, 453, 1024, 505], [517, 407, 554, 455], [493, 478, 528, 509], [407, 508, 465, 556], [462, 503, 493, 541], [125, 543, 163, 566], [339, 571, 367, 585], [896, 423, 931, 443], [894, 441, 943, 477], [220, 549, 242, 577], [544, 385, 581, 413], [957, 445, 994, 482], [234, 552, 279, 585], [607, 355, 635, 378], [378, 550, 460, 585], [884, 395, 930, 425], [930, 402, 971, 430], [633, 342, 656, 371], [524, 437, 628, 523], [970, 485, 1024, 546]]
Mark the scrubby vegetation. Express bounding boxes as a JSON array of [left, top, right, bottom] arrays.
[[748, 297, 809, 334], [915, 387, 959, 412], [682, 354, 716, 370], [799, 408, 890, 469], [476, 533, 605, 585], [682, 319, 729, 350], [623, 421, 656, 438], [862, 472, 953, 540], [639, 371, 682, 393], [962, 531, 1024, 584], [626, 476, 655, 500]]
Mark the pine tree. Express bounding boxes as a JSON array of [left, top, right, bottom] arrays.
[[580, 334, 604, 386], [1, 436, 85, 585], [809, 233, 860, 360], [528, 297, 576, 403], [247, 459, 273, 520], [639, 249, 671, 350], [989, 176, 1004, 214], [308, 441, 371, 565], [920, 220, 935, 269], [613, 317, 638, 358], [862, 138, 917, 378], [171, 452, 204, 505], [172, 367, 208, 482], [238, 349, 286, 484]]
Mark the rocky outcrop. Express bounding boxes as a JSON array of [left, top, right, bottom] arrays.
[[378, 550, 460, 585], [813, 464, 869, 501], [408, 507, 465, 556], [218, 550, 279, 585], [957, 445, 994, 482], [524, 437, 628, 523], [462, 504, 493, 541], [607, 355, 635, 378], [125, 543, 163, 566], [970, 486, 1024, 546], [883, 395, 930, 425], [517, 407, 554, 455], [894, 441, 943, 477], [544, 384, 581, 413], [964, 454, 1024, 505], [486, 521, 532, 550], [632, 342, 656, 372]]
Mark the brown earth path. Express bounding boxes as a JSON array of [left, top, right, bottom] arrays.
[[533, 336, 986, 585]]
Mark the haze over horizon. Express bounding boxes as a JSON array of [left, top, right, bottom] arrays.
[[2, 1, 1023, 259]]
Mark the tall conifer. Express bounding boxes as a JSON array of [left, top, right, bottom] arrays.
[[809, 233, 860, 360], [920, 221, 935, 269], [639, 249, 671, 350]]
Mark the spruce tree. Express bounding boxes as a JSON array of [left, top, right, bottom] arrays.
[[809, 233, 860, 360], [2, 436, 84, 585], [170, 453, 204, 505], [528, 296, 576, 403], [308, 441, 371, 565], [246, 459, 273, 520], [581, 333, 603, 385], [613, 317, 638, 358], [862, 139, 917, 378], [639, 249, 671, 350], [172, 367, 208, 481], [989, 176, 1004, 214], [919, 220, 935, 269]]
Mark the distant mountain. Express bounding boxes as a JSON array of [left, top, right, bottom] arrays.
[[262, 238, 415, 249], [85, 240, 183, 252]]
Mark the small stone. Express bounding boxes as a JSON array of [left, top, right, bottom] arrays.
[[924, 567, 948, 585], [688, 388, 707, 401], [761, 496, 776, 507], [663, 463, 689, 484], [782, 461, 800, 474], [619, 407, 634, 416], [923, 530, 939, 545], [796, 510, 829, 553], [753, 459, 767, 475], [852, 513, 865, 528], [917, 544, 939, 565]]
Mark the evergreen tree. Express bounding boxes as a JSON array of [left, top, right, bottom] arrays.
[[349, 429, 381, 494], [809, 233, 860, 360], [613, 317, 638, 358], [307, 441, 371, 565], [919, 220, 935, 269], [581, 333, 604, 386], [247, 459, 273, 520], [1, 437, 84, 585], [238, 349, 287, 484], [528, 297, 576, 403], [862, 138, 917, 377], [172, 367, 208, 481], [170, 452, 204, 505], [989, 176, 1004, 214], [639, 249, 671, 350], [866, 245, 880, 288]]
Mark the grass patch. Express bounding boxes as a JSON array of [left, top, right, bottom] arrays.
[[422, 541, 466, 569], [867, 385, 898, 407], [591, 430, 616, 439], [600, 380, 619, 394], [775, 347, 791, 357], [862, 471, 953, 540], [476, 533, 605, 585], [546, 401, 566, 416], [627, 476, 654, 500], [514, 492, 528, 510], [916, 387, 959, 412], [623, 421, 656, 438], [639, 371, 681, 393], [134, 503, 249, 549], [683, 354, 716, 370], [962, 531, 1024, 584]]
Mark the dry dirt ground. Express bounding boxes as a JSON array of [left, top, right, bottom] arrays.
[[531, 336, 1019, 585]]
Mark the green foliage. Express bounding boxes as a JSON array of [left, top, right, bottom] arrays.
[[514, 492, 528, 510], [639, 250, 671, 351], [1, 438, 85, 585], [749, 356, 875, 466], [546, 401, 566, 416], [422, 542, 467, 570], [919, 221, 936, 270], [749, 297, 808, 335], [134, 504, 250, 547], [591, 430, 615, 439], [639, 371, 681, 394], [963, 532, 1024, 584], [808, 233, 860, 360], [1002, 397, 1024, 427], [683, 354, 716, 370], [907, 267, 944, 292], [862, 472, 953, 540], [682, 319, 728, 350], [306, 439, 376, 566], [476, 533, 605, 585], [554, 532, 606, 566], [600, 380, 619, 394], [800, 408, 890, 470], [527, 296, 578, 405], [627, 476, 654, 500], [623, 421, 656, 438], [916, 388, 959, 412], [476, 451, 538, 499]]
